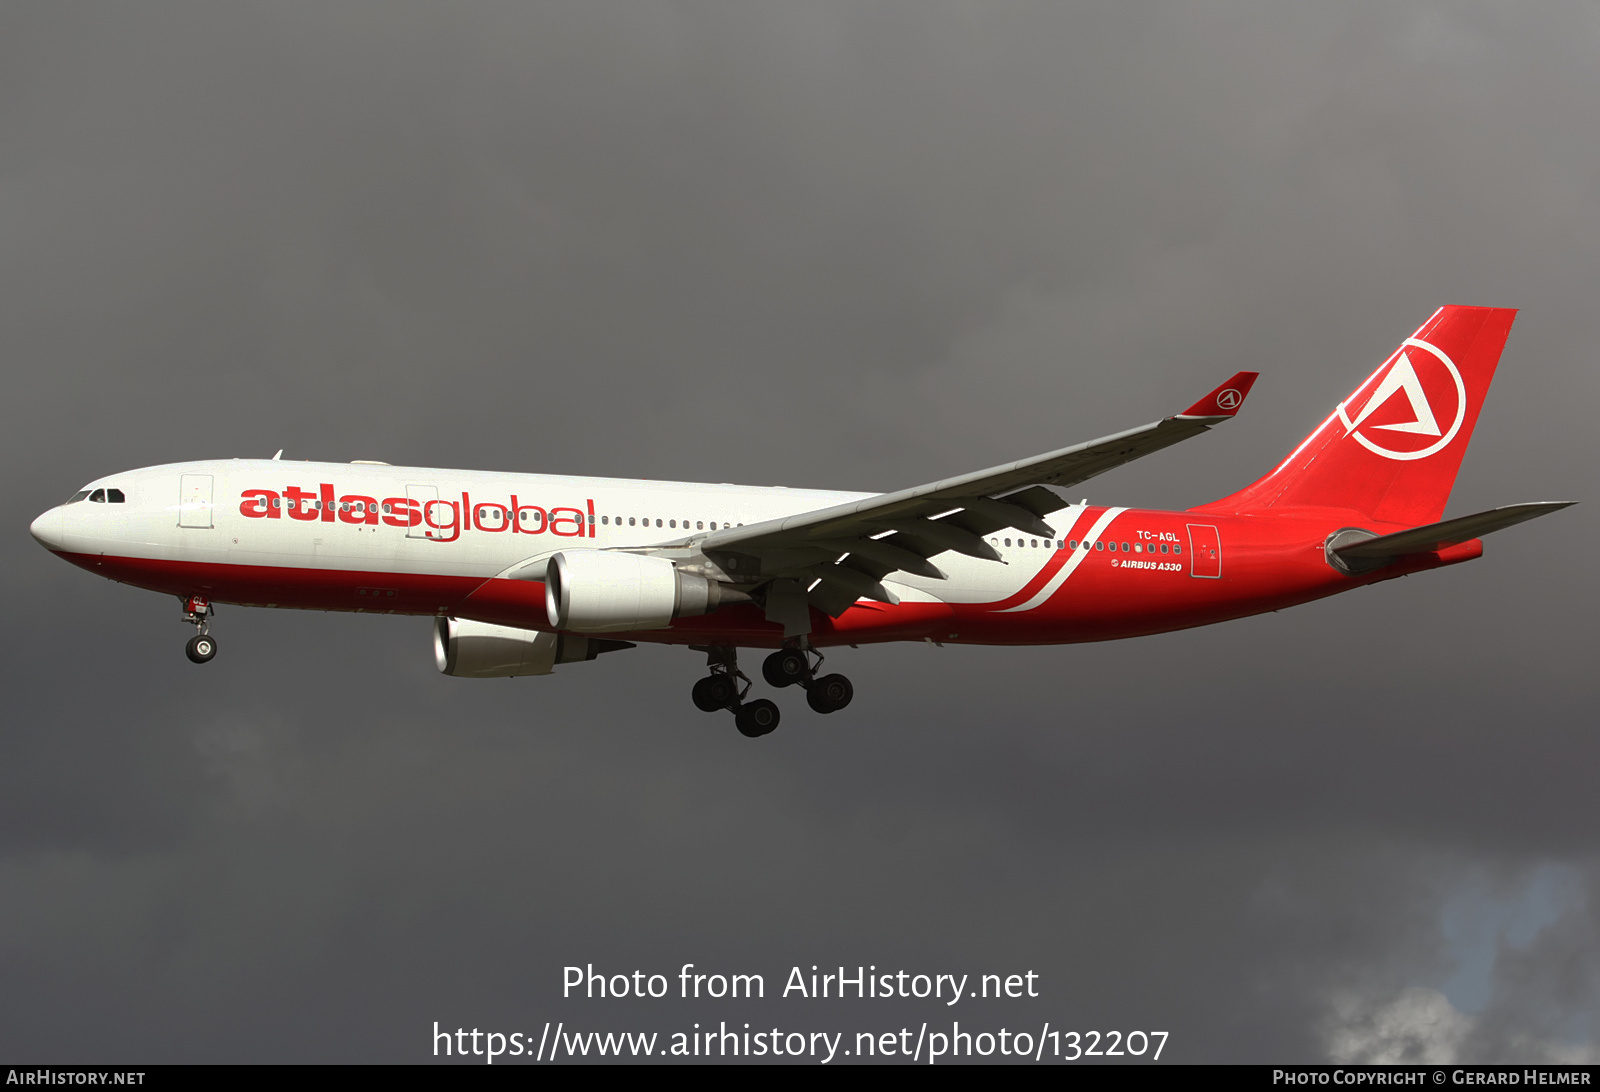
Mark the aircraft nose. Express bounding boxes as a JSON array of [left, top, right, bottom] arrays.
[[30, 507, 64, 551]]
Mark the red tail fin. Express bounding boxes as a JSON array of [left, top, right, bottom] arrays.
[[1195, 306, 1517, 525]]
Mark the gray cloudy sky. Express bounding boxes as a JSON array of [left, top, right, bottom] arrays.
[[3, 1, 1597, 1063]]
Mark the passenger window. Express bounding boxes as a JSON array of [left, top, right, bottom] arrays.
[[107, 488, 126, 503], [1004, 538, 1012, 547], [1121, 542, 1129, 552], [697, 521, 704, 530], [1173, 544, 1182, 555], [90, 489, 106, 502], [1030, 539, 1038, 548], [275, 498, 284, 509], [1068, 540, 1078, 549], [670, 520, 677, 528], [656, 519, 663, 528], [382, 503, 391, 513], [1094, 541, 1103, 551], [1161, 544, 1169, 554]]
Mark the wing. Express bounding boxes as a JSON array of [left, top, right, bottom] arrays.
[[699, 371, 1259, 616]]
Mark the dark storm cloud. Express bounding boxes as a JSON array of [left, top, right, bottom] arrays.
[[2, 2, 1596, 1062]]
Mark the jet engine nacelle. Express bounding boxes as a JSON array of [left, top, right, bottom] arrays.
[[434, 617, 629, 678], [545, 550, 733, 633]]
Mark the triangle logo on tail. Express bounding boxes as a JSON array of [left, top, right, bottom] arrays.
[[1347, 351, 1442, 436], [1336, 338, 1467, 462]]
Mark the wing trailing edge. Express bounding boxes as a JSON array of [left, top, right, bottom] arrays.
[[693, 370, 1260, 616]]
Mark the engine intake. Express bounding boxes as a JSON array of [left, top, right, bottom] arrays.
[[434, 617, 632, 678], [545, 550, 737, 633]]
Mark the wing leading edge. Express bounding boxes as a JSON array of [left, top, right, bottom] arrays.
[[699, 371, 1259, 617]]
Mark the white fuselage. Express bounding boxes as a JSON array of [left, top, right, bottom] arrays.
[[34, 458, 1066, 611]]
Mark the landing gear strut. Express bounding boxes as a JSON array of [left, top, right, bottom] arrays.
[[690, 646, 779, 737], [182, 595, 217, 664], [762, 644, 854, 715]]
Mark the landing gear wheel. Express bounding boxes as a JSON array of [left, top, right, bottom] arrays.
[[186, 634, 217, 664], [735, 699, 780, 738], [692, 674, 738, 712], [806, 673, 853, 714], [762, 648, 810, 688]]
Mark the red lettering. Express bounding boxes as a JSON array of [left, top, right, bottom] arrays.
[[262, 485, 600, 540], [239, 488, 279, 519], [423, 499, 461, 542], [549, 507, 585, 537], [339, 495, 379, 526], [473, 502, 510, 533], [510, 496, 547, 534], [384, 499, 416, 527], [284, 485, 319, 521], [381, 498, 419, 528]]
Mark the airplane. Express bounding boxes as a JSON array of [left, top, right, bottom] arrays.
[[29, 306, 1572, 738]]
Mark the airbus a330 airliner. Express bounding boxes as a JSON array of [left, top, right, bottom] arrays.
[[30, 306, 1571, 737]]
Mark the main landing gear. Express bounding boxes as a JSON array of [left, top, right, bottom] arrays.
[[181, 595, 217, 664], [762, 646, 854, 715], [689, 644, 855, 739], [690, 647, 779, 737]]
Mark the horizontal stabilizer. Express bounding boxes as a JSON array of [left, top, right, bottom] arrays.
[[1333, 501, 1575, 561]]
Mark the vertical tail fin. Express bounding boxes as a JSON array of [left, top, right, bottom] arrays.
[[1195, 306, 1518, 525]]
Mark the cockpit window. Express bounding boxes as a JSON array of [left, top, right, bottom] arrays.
[[66, 490, 91, 504], [106, 488, 126, 503], [89, 489, 107, 502]]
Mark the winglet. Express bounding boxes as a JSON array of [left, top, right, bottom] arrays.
[[1176, 371, 1259, 419]]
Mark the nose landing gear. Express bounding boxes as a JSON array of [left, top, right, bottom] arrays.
[[181, 595, 217, 664], [185, 633, 217, 663]]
